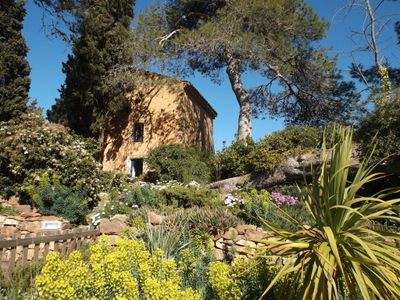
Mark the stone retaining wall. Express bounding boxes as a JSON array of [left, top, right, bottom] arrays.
[[212, 224, 275, 261]]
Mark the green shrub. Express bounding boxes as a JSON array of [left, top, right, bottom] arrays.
[[247, 126, 320, 173], [216, 127, 320, 180], [208, 256, 276, 300], [33, 184, 89, 224], [0, 204, 19, 216], [357, 87, 400, 160], [230, 189, 271, 226], [215, 139, 256, 180], [184, 207, 242, 236], [99, 199, 132, 219], [35, 236, 201, 300], [0, 261, 43, 299], [229, 189, 313, 231], [124, 185, 164, 208], [161, 185, 224, 208], [145, 144, 213, 183], [0, 112, 101, 200]]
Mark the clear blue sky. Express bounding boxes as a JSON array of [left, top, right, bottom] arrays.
[[22, 0, 400, 150]]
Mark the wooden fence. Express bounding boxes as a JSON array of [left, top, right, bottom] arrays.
[[0, 228, 99, 272]]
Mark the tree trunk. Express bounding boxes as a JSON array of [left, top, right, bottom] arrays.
[[225, 50, 252, 141]]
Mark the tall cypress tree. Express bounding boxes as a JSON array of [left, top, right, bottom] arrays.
[[47, 0, 135, 139], [0, 0, 30, 122]]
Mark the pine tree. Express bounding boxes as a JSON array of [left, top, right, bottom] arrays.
[[47, 0, 135, 139], [138, 0, 359, 140], [0, 0, 30, 121]]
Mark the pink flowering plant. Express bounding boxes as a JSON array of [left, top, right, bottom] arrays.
[[270, 192, 298, 206]]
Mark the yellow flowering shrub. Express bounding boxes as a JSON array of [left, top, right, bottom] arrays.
[[36, 235, 201, 300], [208, 262, 241, 300]]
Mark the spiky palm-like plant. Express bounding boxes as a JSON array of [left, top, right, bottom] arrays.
[[259, 127, 400, 300]]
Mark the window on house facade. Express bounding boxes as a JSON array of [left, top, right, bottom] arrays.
[[133, 123, 144, 143]]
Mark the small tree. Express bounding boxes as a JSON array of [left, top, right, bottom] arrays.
[[0, 0, 30, 121], [47, 0, 136, 140]]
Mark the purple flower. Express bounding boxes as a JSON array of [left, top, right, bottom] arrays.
[[271, 192, 298, 206]]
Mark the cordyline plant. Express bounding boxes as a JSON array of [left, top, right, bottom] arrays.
[[258, 126, 400, 299]]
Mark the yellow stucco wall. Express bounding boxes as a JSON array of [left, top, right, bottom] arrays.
[[102, 78, 216, 174]]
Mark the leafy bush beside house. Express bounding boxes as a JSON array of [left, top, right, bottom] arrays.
[[145, 144, 214, 183], [216, 126, 321, 180], [0, 112, 102, 200]]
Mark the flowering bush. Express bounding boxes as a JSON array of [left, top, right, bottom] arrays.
[[208, 257, 277, 300], [270, 192, 298, 206], [36, 236, 201, 300], [0, 112, 102, 200]]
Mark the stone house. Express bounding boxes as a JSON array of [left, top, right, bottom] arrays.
[[101, 73, 217, 177]]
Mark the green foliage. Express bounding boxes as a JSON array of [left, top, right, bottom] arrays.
[[0, 113, 102, 200], [0, 204, 19, 216], [124, 185, 164, 208], [29, 175, 89, 224], [259, 126, 400, 299], [47, 0, 135, 138], [248, 126, 320, 173], [208, 261, 241, 300], [216, 126, 321, 179], [357, 87, 400, 160], [184, 207, 242, 237], [216, 139, 255, 179], [0, 261, 43, 299], [99, 199, 132, 219], [208, 256, 275, 300], [142, 222, 191, 259], [230, 189, 271, 226], [162, 185, 223, 208], [145, 144, 214, 183], [0, 0, 30, 122], [230, 188, 313, 231]]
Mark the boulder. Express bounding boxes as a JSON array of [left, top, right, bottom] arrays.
[[21, 212, 41, 218], [236, 240, 257, 248], [147, 211, 165, 225], [20, 221, 42, 233], [208, 174, 251, 193], [3, 218, 20, 226], [244, 229, 268, 241], [236, 224, 257, 234], [110, 214, 128, 225], [0, 226, 19, 236], [222, 227, 238, 240], [213, 248, 225, 261], [99, 218, 127, 235]]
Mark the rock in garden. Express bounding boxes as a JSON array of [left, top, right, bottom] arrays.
[[147, 211, 165, 225], [223, 227, 238, 240], [213, 248, 225, 261], [236, 224, 257, 234], [99, 218, 127, 235], [110, 214, 128, 225], [244, 229, 267, 241], [236, 240, 257, 248]]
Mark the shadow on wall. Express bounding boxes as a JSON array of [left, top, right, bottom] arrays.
[[103, 77, 213, 164]]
